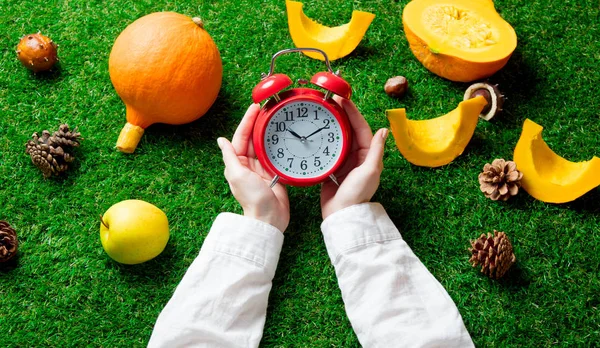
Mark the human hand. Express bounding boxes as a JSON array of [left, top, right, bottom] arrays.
[[217, 104, 290, 232], [320, 98, 388, 219]]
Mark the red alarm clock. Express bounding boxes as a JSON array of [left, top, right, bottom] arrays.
[[252, 48, 353, 187]]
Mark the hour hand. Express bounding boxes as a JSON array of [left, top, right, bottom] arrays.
[[287, 128, 303, 139]]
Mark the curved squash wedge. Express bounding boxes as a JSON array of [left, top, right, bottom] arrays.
[[286, 0, 375, 61], [513, 119, 600, 203], [477, 0, 496, 9], [402, 0, 517, 82], [387, 96, 487, 167]]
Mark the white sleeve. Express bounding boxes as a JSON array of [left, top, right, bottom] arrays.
[[148, 212, 284, 348], [321, 203, 474, 348]]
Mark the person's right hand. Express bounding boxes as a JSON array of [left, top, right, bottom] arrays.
[[320, 98, 388, 220], [217, 104, 290, 232]]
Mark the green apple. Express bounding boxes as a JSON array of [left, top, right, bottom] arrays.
[[100, 199, 169, 265]]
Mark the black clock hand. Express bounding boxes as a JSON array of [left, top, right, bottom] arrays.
[[305, 126, 329, 139], [287, 128, 303, 139]]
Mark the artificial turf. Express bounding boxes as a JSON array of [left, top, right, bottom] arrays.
[[1, 0, 599, 346]]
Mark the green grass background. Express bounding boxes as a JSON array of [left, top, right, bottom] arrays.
[[1, 0, 599, 346]]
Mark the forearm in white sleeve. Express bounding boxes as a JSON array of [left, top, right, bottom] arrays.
[[148, 213, 284, 348], [321, 203, 474, 348]]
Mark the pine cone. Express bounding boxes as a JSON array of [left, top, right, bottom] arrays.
[[25, 124, 81, 178], [50, 124, 81, 148], [0, 221, 18, 263], [469, 230, 516, 279], [478, 159, 523, 201]]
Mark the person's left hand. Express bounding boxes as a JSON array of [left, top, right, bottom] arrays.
[[217, 104, 290, 232], [320, 97, 387, 219]]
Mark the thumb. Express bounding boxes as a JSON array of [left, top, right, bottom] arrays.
[[217, 137, 243, 171], [363, 128, 388, 169]]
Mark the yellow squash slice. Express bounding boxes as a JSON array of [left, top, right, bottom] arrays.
[[513, 119, 600, 203], [286, 0, 375, 61], [402, 0, 517, 82], [387, 96, 487, 167]]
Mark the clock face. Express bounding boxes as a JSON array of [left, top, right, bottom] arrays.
[[264, 100, 345, 179]]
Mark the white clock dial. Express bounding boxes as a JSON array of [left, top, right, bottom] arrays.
[[264, 100, 344, 178]]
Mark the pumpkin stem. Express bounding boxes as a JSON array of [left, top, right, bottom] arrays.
[[192, 17, 204, 29], [116, 122, 145, 153]]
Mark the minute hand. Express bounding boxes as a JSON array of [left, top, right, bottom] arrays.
[[305, 126, 329, 139]]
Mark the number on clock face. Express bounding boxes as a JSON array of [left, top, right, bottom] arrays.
[[265, 101, 343, 178]]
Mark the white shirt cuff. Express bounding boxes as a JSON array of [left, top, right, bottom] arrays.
[[320, 202, 402, 264], [201, 212, 284, 277]]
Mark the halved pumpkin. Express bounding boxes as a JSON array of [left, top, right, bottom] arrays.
[[513, 119, 600, 203], [387, 96, 487, 167], [402, 0, 517, 82], [286, 0, 375, 61]]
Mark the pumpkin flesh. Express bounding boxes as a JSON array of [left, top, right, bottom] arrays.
[[513, 119, 600, 203], [286, 0, 375, 61], [387, 96, 487, 167], [403, 0, 516, 82]]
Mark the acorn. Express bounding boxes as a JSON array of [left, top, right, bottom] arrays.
[[16, 33, 58, 72], [463, 82, 505, 121], [384, 76, 408, 99]]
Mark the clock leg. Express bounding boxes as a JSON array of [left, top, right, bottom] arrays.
[[329, 174, 340, 186], [269, 175, 280, 188]]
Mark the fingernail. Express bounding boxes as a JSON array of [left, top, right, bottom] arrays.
[[217, 137, 224, 148], [381, 128, 389, 139]]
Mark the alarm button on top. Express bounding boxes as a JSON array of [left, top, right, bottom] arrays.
[[310, 72, 352, 99], [252, 74, 293, 103]]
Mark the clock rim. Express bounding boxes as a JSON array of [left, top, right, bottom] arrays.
[[253, 88, 352, 187]]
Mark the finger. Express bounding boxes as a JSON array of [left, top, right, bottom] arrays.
[[362, 128, 388, 169], [336, 97, 373, 150], [232, 103, 261, 156], [332, 149, 359, 178], [271, 182, 288, 205], [217, 137, 245, 173], [247, 137, 256, 158]]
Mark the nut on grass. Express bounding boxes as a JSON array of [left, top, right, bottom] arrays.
[[384, 76, 408, 98], [464, 82, 504, 121], [16, 32, 58, 72]]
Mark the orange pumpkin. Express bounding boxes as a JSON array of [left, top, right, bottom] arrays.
[[402, 0, 517, 82], [109, 12, 222, 153]]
